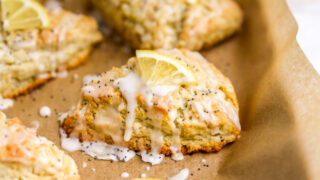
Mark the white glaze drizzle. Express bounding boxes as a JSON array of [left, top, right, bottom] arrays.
[[168, 108, 184, 161], [151, 86, 178, 96], [39, 106, 51, 117], [82, 74, 99, 85], [168, 168, 189, 180], [121, 172, 129, 178], [113, 72, 180, 163], [29, 121, 40, 133], [114, 72, 142, 142], [60, 129, 135, 162], [37, 73, 50, 79], [146, 166, 150, 171], [82, 162, 87, 168], [193, 101, 217, 125], [140, 151, 164, 165], [55, 70, 68, 78], [82, 85, 96, 97], [45, 0, 62, 11], [215, 91, 241, 130], [0, 95, 13, 110], [170, 146, 184, 161]]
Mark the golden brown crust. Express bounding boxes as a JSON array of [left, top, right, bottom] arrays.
[[2, 48, 92, 98], [126, 134, 237, 156]]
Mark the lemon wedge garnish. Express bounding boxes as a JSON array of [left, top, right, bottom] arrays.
[[1, 0, 50, 31], [136, 50, 197, 86]]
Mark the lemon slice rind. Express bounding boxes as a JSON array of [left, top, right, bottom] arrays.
[[1, 0, 50, 31], [136, 50, 197, 86]]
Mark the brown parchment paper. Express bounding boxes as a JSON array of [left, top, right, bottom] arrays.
[[3, 0, 320, 179]]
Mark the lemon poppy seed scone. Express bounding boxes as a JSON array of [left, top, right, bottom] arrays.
[[0, 0, 102, 98], [92, 0, 242, 50], [61, 49, 240, 161], [0, 112, 79, 180]]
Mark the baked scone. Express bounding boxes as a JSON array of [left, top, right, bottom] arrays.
[[0, 5, 102, 98], [0, 112, 79, 180], [61, 49, 240, 159], [92, 0, 242, 50]]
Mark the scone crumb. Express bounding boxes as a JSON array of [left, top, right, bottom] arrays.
[[121, 172, 129, 178], [40, 106, 51, 117], [82, 162, 87, 168], [73, 74, 79, 79], [146, 166, 150, 171]]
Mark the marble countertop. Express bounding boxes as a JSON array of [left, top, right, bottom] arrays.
[[286, 0, 320, 74]]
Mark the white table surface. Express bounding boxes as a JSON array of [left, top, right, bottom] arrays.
[[286, 0, 320, 74]]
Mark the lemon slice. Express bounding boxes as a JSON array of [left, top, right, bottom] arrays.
[[136, 50, 197, 86], [1, 0, 50, 31]]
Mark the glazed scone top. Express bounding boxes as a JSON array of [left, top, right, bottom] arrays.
[[82, 49, 239, 128], [0, 112, 79, 178], [1, 9, 101, 50], [93, 0, 242, 50], [68, 49, 240, 155], [0, 7, 102, 97]]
